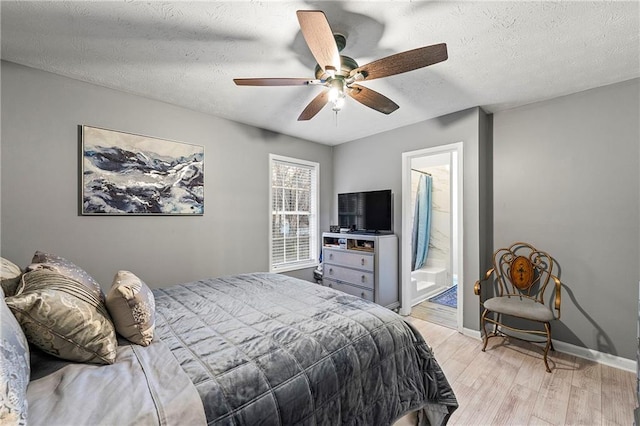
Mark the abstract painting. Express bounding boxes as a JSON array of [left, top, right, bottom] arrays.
[[81, 125, 204, 215]]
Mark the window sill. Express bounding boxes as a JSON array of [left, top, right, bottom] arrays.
[[270, 261, 318, 274]]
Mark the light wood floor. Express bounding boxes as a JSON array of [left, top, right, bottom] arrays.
[[411, 300, 457, 329], [407, 317, 637, 425]]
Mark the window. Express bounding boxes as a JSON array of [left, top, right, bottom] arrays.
[[269, 154, 319, 272]]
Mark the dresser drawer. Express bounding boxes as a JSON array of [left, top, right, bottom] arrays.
[[323, 264, 374, 290], [323, 249, 374, 271], [323, 279, 374, 302]]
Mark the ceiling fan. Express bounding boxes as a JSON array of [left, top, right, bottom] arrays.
[[233, 10, 448, 121]]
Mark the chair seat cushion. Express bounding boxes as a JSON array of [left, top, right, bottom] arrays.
[[484, 296, 554, 322]]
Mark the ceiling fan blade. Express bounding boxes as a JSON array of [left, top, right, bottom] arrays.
[[347, 84, 399, 115], [296, 10, 340, 73], [350, 43, 448, 81], [233, 78, 319, 86], [298, 90, 330, 121]]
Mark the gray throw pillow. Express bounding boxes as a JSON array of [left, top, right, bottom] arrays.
[[6, 270, 117, 365], [26, 250, 105, 303], [0, 287, 30, 425], [106, 271, 155, 346]]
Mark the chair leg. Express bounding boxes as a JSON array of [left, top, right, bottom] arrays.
[[543, 322, 552, 373], [493, 313, 502, 336], [480, 309, 489, 352]]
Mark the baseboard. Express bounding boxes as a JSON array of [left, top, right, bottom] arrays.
[[552, 339, 636, 373], [461, 327, 635, 373], [462, 327, 481, 340]]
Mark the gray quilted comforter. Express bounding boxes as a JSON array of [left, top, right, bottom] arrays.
[[153, 273, 457, 425]]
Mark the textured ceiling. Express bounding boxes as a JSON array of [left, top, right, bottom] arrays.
[[1, 1, 638, 145]]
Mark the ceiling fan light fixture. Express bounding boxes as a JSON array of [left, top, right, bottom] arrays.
[[325, 65, 337, 78], [328, 78, 346, 112], [332, 93, 346, 112], [352, 72, 365, 82]]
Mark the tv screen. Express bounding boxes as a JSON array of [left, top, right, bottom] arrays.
[[338, 190, 392, 233]]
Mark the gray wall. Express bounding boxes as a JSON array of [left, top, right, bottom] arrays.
[[3, 60, 638, 361], [1, 61, 333, 288], [493, 78, 640, 360], [333, 107, 492, 331]]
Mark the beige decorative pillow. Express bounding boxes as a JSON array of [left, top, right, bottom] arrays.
[[6, 270, 117, 365], [26, 251, 105, 303], [1, 257, 22, 297], [106, 271, 155, 346], [0, 287, 30, 425]]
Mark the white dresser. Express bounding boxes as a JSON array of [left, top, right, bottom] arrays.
[[321, 232, 399, 310]]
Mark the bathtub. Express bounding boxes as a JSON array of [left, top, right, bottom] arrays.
[[411, 265, 447, 306]]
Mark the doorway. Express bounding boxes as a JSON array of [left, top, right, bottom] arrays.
[[401, 143, 463, 331]]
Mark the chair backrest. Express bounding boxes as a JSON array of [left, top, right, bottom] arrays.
[[492, 242, 555, 303]]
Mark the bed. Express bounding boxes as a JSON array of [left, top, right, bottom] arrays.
[[1, 253, 457, 426]]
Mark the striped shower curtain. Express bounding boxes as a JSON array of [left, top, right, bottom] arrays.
[[411, 173, 432, 271]]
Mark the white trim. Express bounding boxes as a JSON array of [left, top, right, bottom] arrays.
[[269, 154, 319, 170], [462, 327, 482, 340], [268, 154, 319, 273], [461, 327, 634, 372], [271, 260, 318, 273], [452, 148, 464, 332], [400, 143, 464, 335], [552, 340, 636, 373]]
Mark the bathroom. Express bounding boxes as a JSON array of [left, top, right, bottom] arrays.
[[409, 152, 458, 327]]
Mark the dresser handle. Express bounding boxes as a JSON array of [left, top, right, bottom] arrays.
[[361, 292, 366, 298], [361, 275, 366, 283], [329, 268, 333, 275], [361, 258, 365, 266], [329, 253, 333, 260], [329, 283, 333, 288]]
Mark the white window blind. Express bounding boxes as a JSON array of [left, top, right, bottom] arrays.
[[269, 154, 318, 272]]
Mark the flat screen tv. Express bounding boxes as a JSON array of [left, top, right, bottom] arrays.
[[338, 190, 393, 233]]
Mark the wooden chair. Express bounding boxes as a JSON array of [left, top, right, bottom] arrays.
[[474, 242, 561, 372]]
